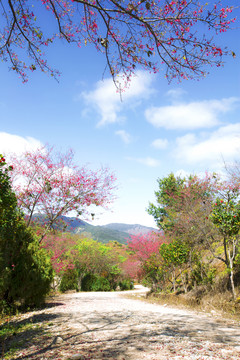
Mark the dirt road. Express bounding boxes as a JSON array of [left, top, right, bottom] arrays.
[[10, 286, 240, 359]]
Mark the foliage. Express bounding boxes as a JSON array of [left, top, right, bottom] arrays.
[[0, 155, 53, 310], [128, 231, 166, 261], [141, 252, 164, 291], [147, 173, 185, 231], [190, 260, 216, 287], [75, 237, 124, 289], [59, 269, 79, 292], [90, 276, 111, 292], [160, 240, 189, 268], [81, 273, 111, 292], [159, 240, 189, 292], [210, 187, 240, 299], [127, 232, 166, 288], [9, 145, 116, 242], [147, 173, 217, 241], [42, 232, 134, 292], [211, 196, 240, 238], [42, 232, 78, 275], [147, 172, 240, 298], [0, 1, 236, 85], [81, 274, 97, 291], [118, 279, 134, 291], [120, 257, 141, 281]]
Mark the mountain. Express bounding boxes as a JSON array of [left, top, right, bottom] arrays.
[[102, 223, 157, 235], [62, 218, 156, 244], [66, 219, 156, 242], [32, 214, 156, 245]]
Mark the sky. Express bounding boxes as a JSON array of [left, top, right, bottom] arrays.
[[0, 4, 240, 229]]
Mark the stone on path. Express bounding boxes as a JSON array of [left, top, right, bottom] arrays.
[[66, 354, 85, 360], [55, 336, 64, 344]]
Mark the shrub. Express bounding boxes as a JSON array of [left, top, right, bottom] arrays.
[[118, 279, 134, 291], [59, 269, 79, 292], [81, 274, 98, 291], [91, 277, 111, 291], [81, 274, 112, 291]]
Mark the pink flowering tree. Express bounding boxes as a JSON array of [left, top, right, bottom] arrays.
[[128, 231, 166, 287], [0, 1, 236, 85], [120, 257, 141, 281], [42, 233, 78, 275], [128, 231, 165, 262], [9, 145, 116, 242]]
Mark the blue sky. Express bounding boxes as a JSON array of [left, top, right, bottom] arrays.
[[0, 6, 240, 228]]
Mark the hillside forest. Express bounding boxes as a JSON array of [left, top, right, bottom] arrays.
[[1, 146, 240, 314]]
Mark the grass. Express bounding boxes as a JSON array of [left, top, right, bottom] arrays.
[[0, 297, 65, 360], [0, 315, 43, 359]]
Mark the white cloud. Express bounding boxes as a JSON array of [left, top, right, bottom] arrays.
[[166, 88, 187, 100], [174, 123, 240, 167], [81, 71, 154, 126], [127, 156, 160, 167], [145, 97, 239, 130], [151, 138, 168, 149], [0, 132, 42, 157], [115, 130, 132, 144]]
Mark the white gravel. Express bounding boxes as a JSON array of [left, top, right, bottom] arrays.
[[41, 285, 240, 359]]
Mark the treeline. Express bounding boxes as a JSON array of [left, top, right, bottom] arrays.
[[131, 171, 240, 301], [42, 232, 135, 293]]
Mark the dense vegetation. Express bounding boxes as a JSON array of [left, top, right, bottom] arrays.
[[132, 172, 240, 303], [42, 232, 135, 293], [0, 155, 53, 312]]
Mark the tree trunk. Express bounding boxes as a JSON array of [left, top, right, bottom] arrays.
[[228, 250, 236, 300], [172, 269, 176, 292]]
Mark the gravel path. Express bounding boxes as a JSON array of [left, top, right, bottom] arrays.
[[9, 286, 240, 360]]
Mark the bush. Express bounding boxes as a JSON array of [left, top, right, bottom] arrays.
[[190, 261, 217, 288], [59, 269, 79, 292], [81, 274, 97, 291], [81, 274, 112, 291], [118, 279, 134, 291], [91, 277, 111, 291], [1, 217, 53, 308]]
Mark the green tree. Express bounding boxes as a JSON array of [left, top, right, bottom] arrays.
[[160, 240, 189, 292], [74, 238, 124, 291], [0, 155, 53, 309], [142, 253, 165, 292], [147, 173, 185, 231], [210, 191, 240, 299]]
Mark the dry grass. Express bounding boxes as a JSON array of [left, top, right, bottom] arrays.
[[144, 288, 240, 322]]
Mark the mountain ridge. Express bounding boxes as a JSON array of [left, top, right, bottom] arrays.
[[32, 214, 156, 244]]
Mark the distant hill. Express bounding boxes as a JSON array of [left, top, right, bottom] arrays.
[[102, 223, 157, 235], [32, 215, 156, 245]]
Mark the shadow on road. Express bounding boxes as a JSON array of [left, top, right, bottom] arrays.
[[3, 290, 240, 360]]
